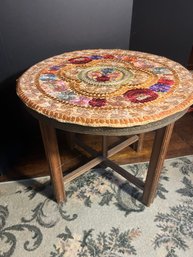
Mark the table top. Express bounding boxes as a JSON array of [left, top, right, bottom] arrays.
[[17, 49, 193, 128]]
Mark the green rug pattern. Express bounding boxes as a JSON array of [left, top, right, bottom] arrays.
[[0, 156, 193, 257]]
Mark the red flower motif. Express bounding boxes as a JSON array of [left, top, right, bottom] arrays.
[[68, 57, 92, 64], [96, 75, 110, 82], [103, 54, 114, 59], [89, 98, 106, 107], [124, 89, 158, 103], [158, 78, 174, 85], [122, 56, 137, 62]]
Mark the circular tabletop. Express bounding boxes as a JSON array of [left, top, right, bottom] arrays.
[[17, 49, 193, 129]]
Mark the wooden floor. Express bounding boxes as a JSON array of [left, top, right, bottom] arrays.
[[1, 112, 193, 182]]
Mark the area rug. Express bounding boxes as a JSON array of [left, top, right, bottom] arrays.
[[0, 156, 193, 257]]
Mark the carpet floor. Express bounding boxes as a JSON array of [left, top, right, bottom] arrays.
[[0, 155, 193, 257]]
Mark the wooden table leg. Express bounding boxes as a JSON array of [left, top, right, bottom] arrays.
[[142, 123, 174, 206], [39, 120, 65, 203], [132, 133, 145, 152]]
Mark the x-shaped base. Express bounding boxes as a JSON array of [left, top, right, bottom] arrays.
[[39, 121, 174, 207]]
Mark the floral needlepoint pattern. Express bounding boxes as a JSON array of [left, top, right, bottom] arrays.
[[96, 75, 110, 82], [39, 74, 56, 81], [89, 98, 107, 107], [17, 49, 193, 127], [158, 78, 174, 85], [90, 55, 103, 60], [121, 55, 137, 62], [50, 65, 61, 71], [124, 88, 158, 103], [152, 67, 172, 74], [68, 56, 92, 64], [103, 54, 114, 59], [150, 83, 171, 92]]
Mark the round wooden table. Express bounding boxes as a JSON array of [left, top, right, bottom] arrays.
[[17, 49, 193, 206]]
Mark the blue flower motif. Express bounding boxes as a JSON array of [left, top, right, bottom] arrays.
[[152, 67, 171, 74], [50, 66, 61, 71], [90, 55, 102, 60], [58, 91, 76, 101], [40, 74, 56, 81], [150, 83, 171, 92], [101, 68, 114, 74]]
